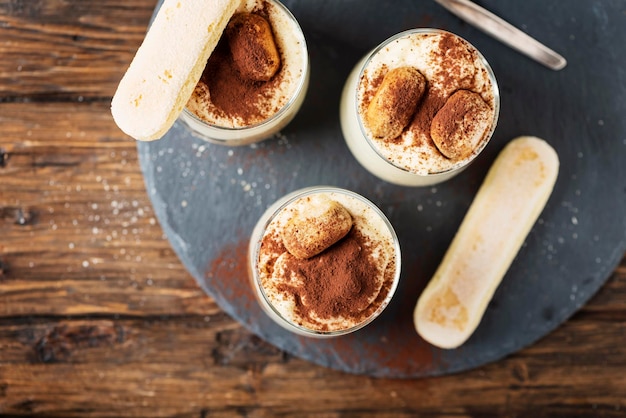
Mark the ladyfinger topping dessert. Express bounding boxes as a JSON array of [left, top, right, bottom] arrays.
[[280, 195, 353, 259], [257, 192, 398, 332]]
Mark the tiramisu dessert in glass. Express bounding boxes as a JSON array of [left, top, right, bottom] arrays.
[[340, 29, 499, 186], [249, 186, 401, 337], [181, 0, 309, 145]]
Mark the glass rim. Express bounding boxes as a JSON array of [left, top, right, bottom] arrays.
[[182, 0, 310, 134], [355, 27, 501, 177], [250, 185, 402, 337]]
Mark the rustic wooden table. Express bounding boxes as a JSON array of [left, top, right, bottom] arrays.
[[1, 1, 625, 416]]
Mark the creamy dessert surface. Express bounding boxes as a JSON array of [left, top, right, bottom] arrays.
[[256, 192, 397, 332], [186, 0, 307, 128], [357, 31, 497, 175]]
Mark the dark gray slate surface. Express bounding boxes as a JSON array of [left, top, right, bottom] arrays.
[[137, 0, 626, 377]]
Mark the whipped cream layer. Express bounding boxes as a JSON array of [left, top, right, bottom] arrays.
[[256, 191, 398, 332], [357, 30, 497, 175]]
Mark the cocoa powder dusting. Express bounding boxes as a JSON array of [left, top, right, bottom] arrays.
[[197, 3, 284, 125], [407, 33, 481, 151], [408, 90, 446, 148], [206, 238, 257, 312], [276, 229, 381, 329], [434, 33, 472, 90], [259, 231, 286, 277]]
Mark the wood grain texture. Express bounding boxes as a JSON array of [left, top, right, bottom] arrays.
[[1, 0, 625, 416], [0, 0, 152, 100]]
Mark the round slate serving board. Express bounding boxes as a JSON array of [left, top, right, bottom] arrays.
[[137, 0, 626, 377]]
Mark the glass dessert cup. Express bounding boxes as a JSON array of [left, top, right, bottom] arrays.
[[340, 28, 500, 187], [248, 186, 402, 338], [180, 0, 310, 146]]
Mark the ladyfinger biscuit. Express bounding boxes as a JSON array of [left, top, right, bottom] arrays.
[[431, 90, 492, 161], [365, 67, 426, 142], [226, 13, 281, 82], [111, 0, 239, 141], [281, 195, 353, 259], [414, 136, 559, 349]]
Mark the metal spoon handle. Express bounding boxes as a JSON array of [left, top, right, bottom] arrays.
[[435, 0, 567, 70]]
